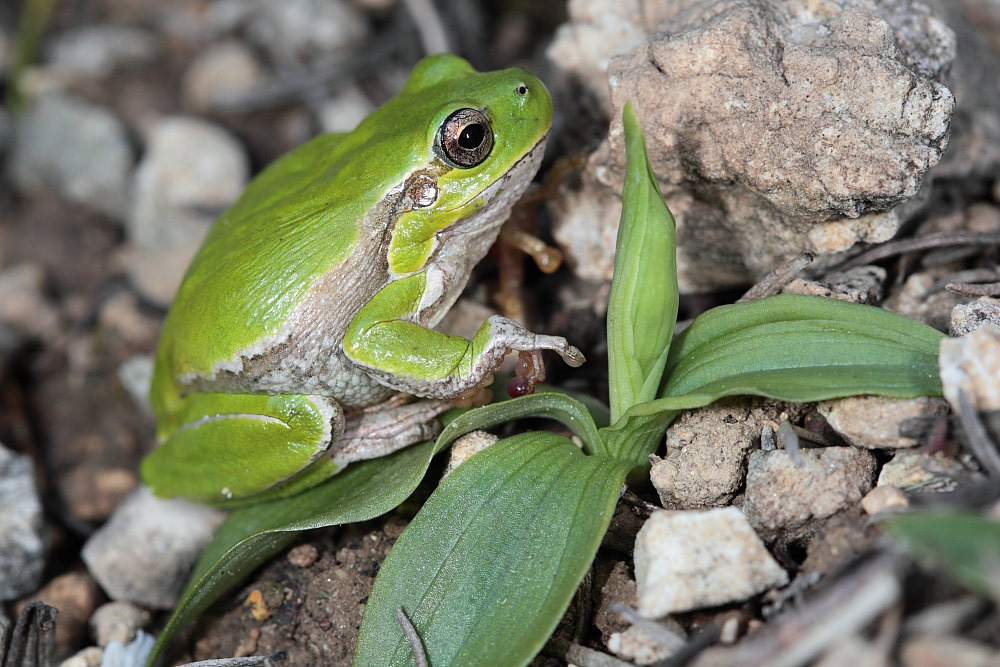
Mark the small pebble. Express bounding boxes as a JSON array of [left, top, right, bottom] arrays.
[[818, 396, 949, 449], [950, 297, 1000, 337], [182, 41, 265, 111], [607, 625, 671, 665], [58, 646, 103, 667], [443, 430, 499, 477], [287, 544, 319, 568], [0, 442, 46, 600], [939, 324, 1000, 412], [90, 601, 150, 647], [860, 485, 909, 515]]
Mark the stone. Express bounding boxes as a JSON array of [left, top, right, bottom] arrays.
[[116, 355, 154, 410], [90, 601, 150, 647], [58, 464, 139, 522], [951, 297, 1000, 337], [743, 447, 877, 540], [0, 442, 46, 600], [861, 485, 908, 514], [316, 85, 375, 134], [24, 572, 101, 659], [45, 24, 158, 78], [549, 169, 625, 282], [287, 544, 319, 568], [652, 399, 803, 509], [58, 646, 103, 667], [634, 508, 788, 619], [126, 117, 248, 306], [782, 266, 887, 305], [877, 450, 969, 491], [552, 0, 956, 291], [8, 93, 132, 220], [443, 431, 498, 477], [817, 396, 950, 449], [245, 0, 368, 65], [82, 487, 227, 609], [900, 635, 999, 667], [607, 626, 672, 665], [0, 263, 61, 344], [939, 324, 1000, 411], [884, 270, 966, 332], [182, 41, 265, 111]]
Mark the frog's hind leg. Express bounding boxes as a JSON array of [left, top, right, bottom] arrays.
[[334, 398, 453, 465], [142, 393, 343, 503]]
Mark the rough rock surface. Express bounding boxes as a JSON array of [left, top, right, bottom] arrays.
[[551, 0, 956, 290], [939, 324, 1000, 412], [125, 117, 248, 306], [950, 297, 1000, 337], [8, 93, 133, 220], [861, 484, 909, 514], [634, 508, 788, 619], [81, 487, 227, 609], [90, 601, 150, 647], [817, 396, 950, 449], [0, 442, 46, 600], [884, 270, 968, 332], [877, 450, 970, 491], [782, 266, 887, 305], [608, 625, 674, 665], [651, 399, 804, 509], [444, 430, 499, 477], [743, 447, 877, 540]]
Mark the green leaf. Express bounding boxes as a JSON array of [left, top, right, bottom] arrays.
[[606, 101, 678, 424], [887, 512, 1000, 597], [600, 393, 714, 466], [147, 440, 437, 667], [437, 391, 605, 456], [662, 294, 944, 400], [354, 432, 632, 666]]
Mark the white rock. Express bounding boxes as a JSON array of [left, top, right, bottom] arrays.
[[90, 600, 150, 647], [8, 93, 132, 220], [950, 297, 1000, 337], [245, 0, 368, 65], [46, 25, 158, 78], [82, 487, 226, 609], [316, 85, 375, 134], [634, 508, 788, 619], [182, 41, 265, 111], [607, 625, 672, 665], [126, 117, 248, 306], [0, 442, 46, 600], [877, 450, 968, 491], [817, 396, 949, 449], [939, 324, 1000, 412], [58, 646, 102, 667], [861, 485, 908, 515]]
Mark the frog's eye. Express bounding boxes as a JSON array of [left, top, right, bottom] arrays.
[[438, 108, 493, 168]]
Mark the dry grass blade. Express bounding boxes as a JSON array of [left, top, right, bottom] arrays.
[[738, 252, 815, 302], [838, 232, 1000, 269], [956, 390, 1000, 478], [395, 606, 428, 667], [945, 281, 1000, 297]]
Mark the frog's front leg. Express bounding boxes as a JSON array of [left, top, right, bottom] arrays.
[[343, 272, 585, 398], [141, 392, 343, 503]]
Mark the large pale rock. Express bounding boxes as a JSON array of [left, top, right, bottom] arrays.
[[634, 508, 788, 619], [939, 324, 1000, 412], [8, 93, 132, 220], [245, 0, 368, 65], [743, 447, 877, 540], [550, 0, 956, 291], [45, 25, 158, 78], [125, 117, 247, 306], [82, 487, 226, 609]]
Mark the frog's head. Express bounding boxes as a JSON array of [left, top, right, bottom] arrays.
[[379, 54, 553, 276]]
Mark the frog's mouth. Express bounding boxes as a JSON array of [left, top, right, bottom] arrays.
[[439, 132, 549, 222]]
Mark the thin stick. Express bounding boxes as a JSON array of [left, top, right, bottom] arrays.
[[402, 0, 450, 55], [956, 390, 1000, 478], [544, 638, 634, 667], [838, 231, 1000, 269], [396, 606, 428, 667], [945, 281, 1000, 297], [738, 253, 815, 302]]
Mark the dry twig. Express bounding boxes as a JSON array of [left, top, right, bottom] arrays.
[[838, 231, 1000, 270], [396, 606, 428, 667], [738, 252, 815, 302]]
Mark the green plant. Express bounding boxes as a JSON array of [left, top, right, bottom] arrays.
[[147, 102, 943, 666]]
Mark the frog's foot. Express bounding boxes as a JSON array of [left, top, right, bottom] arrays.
[[485, 316, 585, 368], [142, 393, 343, 503], [333, 399, 453, 465]]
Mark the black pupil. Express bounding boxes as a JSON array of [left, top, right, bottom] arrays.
[[458, 124, 485, 149]]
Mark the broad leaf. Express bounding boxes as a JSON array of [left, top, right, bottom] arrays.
[[662, 294, 944, 400], [606, 101, 677, 423], [887, 512, 1000, 597], [147, 440, 437, 666], [437, 392, 605, 456], [354, 432, 632, 666]]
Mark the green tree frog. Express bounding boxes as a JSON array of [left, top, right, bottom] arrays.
[[140, 54, 584, 504]]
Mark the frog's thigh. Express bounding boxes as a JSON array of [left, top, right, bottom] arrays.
[[141, 393, 343, 502]]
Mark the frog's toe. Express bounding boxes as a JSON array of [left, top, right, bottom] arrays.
[[559, 344, 586, 368]]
